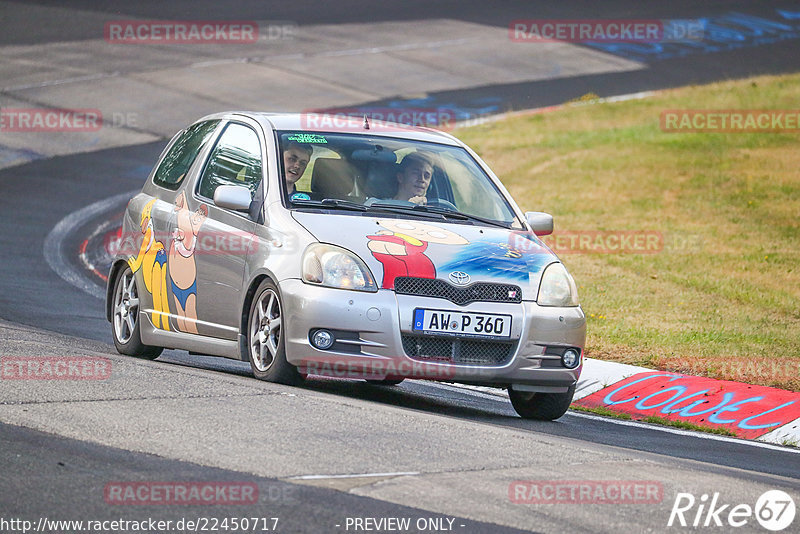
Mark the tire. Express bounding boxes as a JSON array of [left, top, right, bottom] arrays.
[[111, 265, 163, 360], [366, 378, 405, 386], [246, 279, 303, 385], [508, 384, 575, 421]]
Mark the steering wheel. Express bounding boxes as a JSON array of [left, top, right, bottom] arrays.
[[427, 198, 457, 211]]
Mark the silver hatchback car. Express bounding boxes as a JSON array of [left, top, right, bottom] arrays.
[[106, 112, 586, 420]]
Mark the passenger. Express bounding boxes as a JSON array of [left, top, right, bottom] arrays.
[[393, 152, 434, 205], [283, 141, 313, 196]]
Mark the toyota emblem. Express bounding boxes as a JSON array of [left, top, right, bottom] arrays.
[[449, 271, 470, 285]]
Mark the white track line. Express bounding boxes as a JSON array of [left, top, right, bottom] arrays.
[[4, 72, 120, 92], [43, 189, 137, 300], [431, 382, 800, 454], [453, 90, 657, 129], [289, 471, 419, 480], [567, 411, 800, 454]]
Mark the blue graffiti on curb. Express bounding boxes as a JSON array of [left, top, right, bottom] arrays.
[[601, 373, 798, 432], [587, 10, 800, 62]]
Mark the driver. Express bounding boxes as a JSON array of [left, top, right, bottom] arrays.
[[393, 152, 434, 205], [283, 141, 313, 196]]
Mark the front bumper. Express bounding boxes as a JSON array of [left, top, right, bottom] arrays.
[[280, 279, 586, 392]]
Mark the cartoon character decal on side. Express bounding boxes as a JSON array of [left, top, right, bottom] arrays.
[[128, 199, 171, 330], [168, 192, 208, 334], [367, 219, 469, 289]]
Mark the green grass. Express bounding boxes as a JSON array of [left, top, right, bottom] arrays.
[[456, 73, 800, 391], [571, 404, 632, 420], [573, 404, 738, 437], [641, 416, 738, 437]]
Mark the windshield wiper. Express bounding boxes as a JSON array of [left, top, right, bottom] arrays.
[[364, 202, 450, 221], [374, 203, 512, 229], [292, 198, 368, 211], [303, 198, 514, 228], [414, 205, 513, 229]]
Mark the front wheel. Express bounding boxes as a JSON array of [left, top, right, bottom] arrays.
[[246, 279, 303, 385], [111, 266, 163, 359], [508, 385, 575, 420]]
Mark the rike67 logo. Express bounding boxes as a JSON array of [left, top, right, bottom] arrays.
[[668, 490, 795, 531]]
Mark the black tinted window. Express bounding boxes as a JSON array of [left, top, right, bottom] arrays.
[[153, 120, 220, 190], [197, 123, 263, 201]]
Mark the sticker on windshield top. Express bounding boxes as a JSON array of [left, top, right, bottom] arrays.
[[290, 192, 311, 201], [287, 133, 327, 144]]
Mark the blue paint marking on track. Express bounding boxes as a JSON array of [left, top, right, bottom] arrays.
[[379, 96, 502, 125]]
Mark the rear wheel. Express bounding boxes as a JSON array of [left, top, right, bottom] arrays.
[[111, 266, 163, 359], [508, 385, 575, 420], [246, 279, 303, 385]]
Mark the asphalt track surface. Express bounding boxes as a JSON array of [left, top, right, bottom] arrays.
[[5, 0, 800, 112], [1, 422, 530, 534], [2, 1, 800, 532]]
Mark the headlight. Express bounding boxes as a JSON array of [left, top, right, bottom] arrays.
[[302, 243, 377, 292], [537, 262, 579, 307]]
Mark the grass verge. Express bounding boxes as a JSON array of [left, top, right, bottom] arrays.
[[572, 404, 737, 437], [571, 404, 632, 420], [457, 73, 800, 391]]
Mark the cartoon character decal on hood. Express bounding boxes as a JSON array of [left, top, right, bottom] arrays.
[[439, 238, 551, 284], [292, 211, 559, 295], [367, 219, 468, 289]]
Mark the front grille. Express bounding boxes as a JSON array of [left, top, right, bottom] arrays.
[[394, 277, 522, 305], [401, 335, 515, 366]]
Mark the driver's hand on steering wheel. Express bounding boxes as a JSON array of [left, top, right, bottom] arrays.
[[407, 195, 427, 206]]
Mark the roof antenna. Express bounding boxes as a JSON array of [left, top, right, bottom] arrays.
[[363, 114, 370, 130]]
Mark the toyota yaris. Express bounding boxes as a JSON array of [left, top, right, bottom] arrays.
[[106, 112, 586, 420]]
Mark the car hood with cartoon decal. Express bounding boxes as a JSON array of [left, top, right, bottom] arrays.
[[292, 212, 559, 298]]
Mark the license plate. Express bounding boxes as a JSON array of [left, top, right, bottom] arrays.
[[412, 308, 512, 338]]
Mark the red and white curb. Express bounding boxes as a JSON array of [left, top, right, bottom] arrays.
[[575, 359, 800, 447], [447, 358, 799, 449]]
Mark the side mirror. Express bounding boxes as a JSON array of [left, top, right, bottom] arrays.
[[214, 185, 252, 211], [525, 211, 553, 236]]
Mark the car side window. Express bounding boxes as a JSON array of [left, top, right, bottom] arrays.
[[197, 122, 263, 202], [152, 120, 220, 190]]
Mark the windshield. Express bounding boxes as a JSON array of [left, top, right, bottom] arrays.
[[277, 131, 522, 228]]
